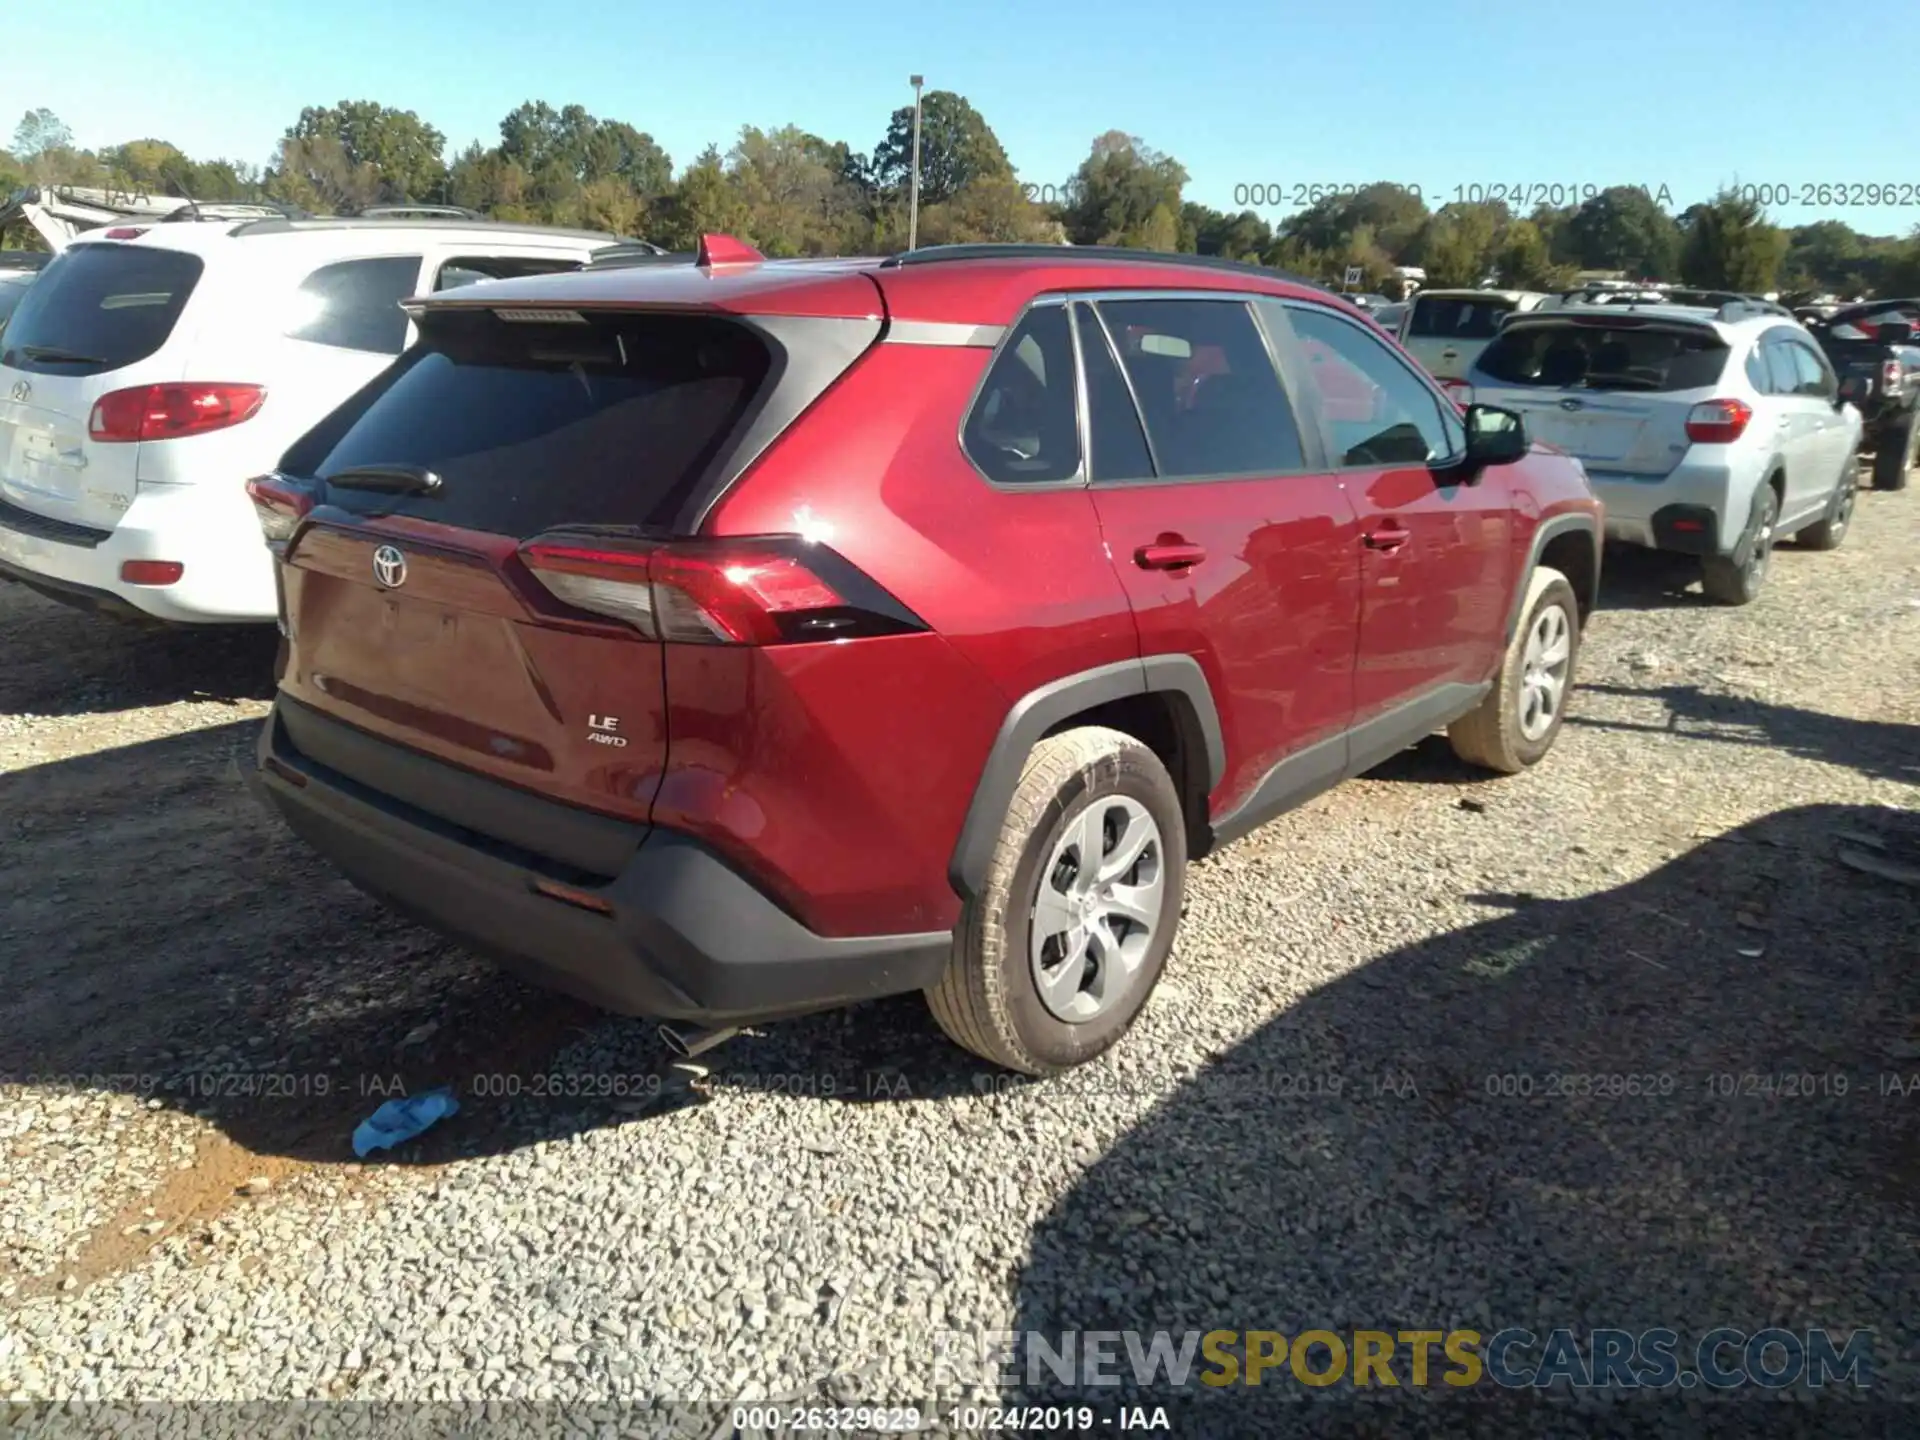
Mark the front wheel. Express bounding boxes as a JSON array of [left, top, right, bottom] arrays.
[[927, 727, 1186, 1075], [1701, 483, 1780, 605], [1448, 565, 1581, 775]]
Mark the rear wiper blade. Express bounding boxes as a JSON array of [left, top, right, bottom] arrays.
[[325, 464, 443, 495], [20, 344, 107, 364]]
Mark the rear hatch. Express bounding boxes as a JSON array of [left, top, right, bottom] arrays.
[[0, 240, 202, 531], [268, 294, 884, 834], [1401, 294, 1521, 379], [1466, 315, 1731, 478]]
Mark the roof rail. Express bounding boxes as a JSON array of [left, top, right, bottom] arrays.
[[879, 242, 1333, 294], [584, 240, 684, 270], [159, 198, 307, 225], [226, 215, 621, 241], [354, 203, 487, 221]]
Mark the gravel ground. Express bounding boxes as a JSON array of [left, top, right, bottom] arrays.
[[1, 478, 1917, 1435]]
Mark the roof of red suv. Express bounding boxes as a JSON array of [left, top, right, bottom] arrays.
[[407, 239, 1351, 328]]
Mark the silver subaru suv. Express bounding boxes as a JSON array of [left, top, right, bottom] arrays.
[[1464, 302, 1863, 603]]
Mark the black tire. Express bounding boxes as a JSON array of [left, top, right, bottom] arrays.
[[1797, 447, 1858, 551], [1701, 483, 1780, 605], [926, 726, 1186, 1076], [1870, 415, 1915, 491], [1448, 566, 1580, 775]]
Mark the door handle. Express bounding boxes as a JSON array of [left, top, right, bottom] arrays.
[[1363, 525, 1410, 552], [1136, 541, 1207, 571]]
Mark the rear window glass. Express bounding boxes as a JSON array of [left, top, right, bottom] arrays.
[[1407, 297, 1513, 340], [0, 243, 203, 376], [292, 310, 772, 536], [1475, 321, 1730, 392]]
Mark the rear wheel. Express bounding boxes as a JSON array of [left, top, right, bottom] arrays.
[[1871, 415, 1915, 491], [1701, 483, 1779, 605], [1448, 566, 1580, 775], [927, 727, 1186, 1075], [1797, 447, 1858, 551]]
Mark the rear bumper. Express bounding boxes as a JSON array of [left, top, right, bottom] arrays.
[[0, 480, 276, 623], [249, 700, 953, 1025], [1589, 457, 1746, 557]]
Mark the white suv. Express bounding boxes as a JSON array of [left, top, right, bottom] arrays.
[[0, 212, 624, 623], [1464, 302, 1863, 604]]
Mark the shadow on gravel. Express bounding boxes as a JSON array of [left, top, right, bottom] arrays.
[[0, 720, 662, 1166], [1590, 543, 1714, 613], [1000, 802, 1920, 1434], [1572, 683, 1920, 789], [0, 585, 277, 717]]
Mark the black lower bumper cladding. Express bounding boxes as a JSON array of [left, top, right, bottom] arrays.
[[249, 700, 953, 1025]]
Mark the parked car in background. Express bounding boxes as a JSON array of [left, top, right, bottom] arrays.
[[1398, 289, 1550, 384], [1347, 293, 1390, 311], [0, 211, 626, 623], [1465, 302, 1861, 604], [247, 239, 1601, 1075], [1370, 301, 1409, 334], [1803, 298, 1920, 491], [0, 268, 36, 340]]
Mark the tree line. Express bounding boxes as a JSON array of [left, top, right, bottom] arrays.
[[7, 100, 1920, 299]]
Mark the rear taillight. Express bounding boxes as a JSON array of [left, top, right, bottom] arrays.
[[1684, 398, 1753, 445], [518, 536, 925, 646], [244, 474, 315, 544], [88, 383, 266, 443], [1882, 360, 1901, 390]]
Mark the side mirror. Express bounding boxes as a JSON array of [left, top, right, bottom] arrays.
[[1877, 320, 1913, 345], [1462, 403, 1528, 467]]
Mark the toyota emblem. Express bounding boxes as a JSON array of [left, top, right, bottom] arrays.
[[9, 381, 27, 402], [371, 544, 408, 589]]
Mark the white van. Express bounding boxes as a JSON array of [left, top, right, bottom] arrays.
[[0, 212, 627, 623], [1399, 289, 1550, 383]]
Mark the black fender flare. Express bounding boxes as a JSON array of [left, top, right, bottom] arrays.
[[1506, 512, 1601, 640], [948, 655, 1226, 900]]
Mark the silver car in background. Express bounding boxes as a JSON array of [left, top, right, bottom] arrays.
[[1398, 288, 1551, 385], [1463, 302, 1862, 604]]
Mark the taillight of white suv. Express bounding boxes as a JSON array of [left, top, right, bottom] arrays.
[[1683, 398, 1752, 444], [88, 383, 266, 443]]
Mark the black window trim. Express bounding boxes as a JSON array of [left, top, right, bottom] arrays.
[[1274, 298, 1468, 472], [286, 252, 427, 356], [1073, 300, 1162, 481]]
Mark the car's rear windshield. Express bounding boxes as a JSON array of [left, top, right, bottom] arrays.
[[0, 242, 203, 376], [286, 309, 773, 536], [1475, 320, 1730, 392], [1407, 296, 1515, 339]]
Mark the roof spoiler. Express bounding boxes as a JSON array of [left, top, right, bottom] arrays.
[[696, 233, 764, 268]]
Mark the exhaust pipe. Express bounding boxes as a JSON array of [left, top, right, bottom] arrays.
[[658, 1023, 739, 1060]]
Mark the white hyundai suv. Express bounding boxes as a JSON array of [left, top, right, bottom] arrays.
[[0, 211, 627, 623], [1464, 301, 1863, 604]]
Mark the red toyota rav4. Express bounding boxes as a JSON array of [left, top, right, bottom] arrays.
[[248, 239, 1601, 1076]]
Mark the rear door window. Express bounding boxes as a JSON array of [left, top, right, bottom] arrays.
[[1093, 297, 1304, 478], [0, 242, 203, 376], [1407, 296, 1512, 340], [1763, 341, 1800, 396], [286, 256, 423, 355], [289, 308, 774, 536], [1476, 322, 1730, 392], [962, 304, 1082, 485], [1788, 340, 1834, 397]]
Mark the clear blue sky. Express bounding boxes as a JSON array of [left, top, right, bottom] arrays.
[[10, 0, 1918, 235]]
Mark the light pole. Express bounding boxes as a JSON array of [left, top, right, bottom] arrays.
[[907, 74, 924, 252]]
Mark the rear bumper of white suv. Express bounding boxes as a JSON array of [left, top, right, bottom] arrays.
[[0, 479, 277, 623]]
